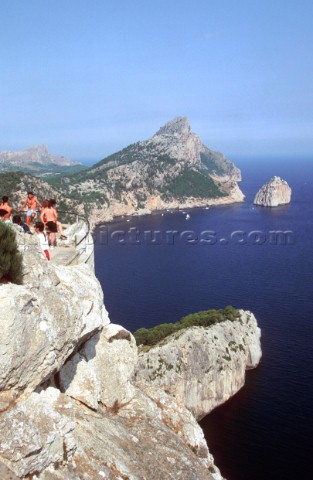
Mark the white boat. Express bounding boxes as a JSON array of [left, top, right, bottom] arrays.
[[185, 214, 190, 220]]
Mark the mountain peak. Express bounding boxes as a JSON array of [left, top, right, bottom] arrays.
[[154, 117, 191, 137]]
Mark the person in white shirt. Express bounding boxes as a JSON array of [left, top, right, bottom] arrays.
[[34, 221, 50, 260]]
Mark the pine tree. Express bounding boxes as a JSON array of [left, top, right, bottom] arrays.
[[0, 222, 23, 284]]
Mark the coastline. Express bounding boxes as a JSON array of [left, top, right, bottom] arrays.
[[88, 185, 245, 230]]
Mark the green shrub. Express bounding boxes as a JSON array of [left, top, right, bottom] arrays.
[[0, 222, 23, 284], [134, 306, 240, 346], [161, 168, 226, 200]]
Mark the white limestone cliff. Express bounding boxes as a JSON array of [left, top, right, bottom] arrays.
[[254, 176, 291, 207], [135, 311, 262, 420]]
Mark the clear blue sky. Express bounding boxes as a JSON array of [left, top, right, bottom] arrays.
[[1, 0, 313, 163]]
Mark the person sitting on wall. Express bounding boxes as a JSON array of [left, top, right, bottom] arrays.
[[12, 214, 31, 234]]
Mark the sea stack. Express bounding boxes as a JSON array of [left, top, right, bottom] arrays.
[[254, 176, 291, 207]]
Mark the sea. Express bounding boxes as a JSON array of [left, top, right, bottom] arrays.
[[94, 157, 313, 480]]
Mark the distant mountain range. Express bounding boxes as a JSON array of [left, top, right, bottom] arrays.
[[0, 144, 85, 175]]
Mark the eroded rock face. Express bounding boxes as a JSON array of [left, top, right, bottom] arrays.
[[0, 388, 75, 477], [254, 176, 291, 207], [36, 386, 219, 480], [134, 310, 262, 420], [0, 384, 220, 480]]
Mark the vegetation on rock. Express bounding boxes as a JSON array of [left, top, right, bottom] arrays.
[[134, 306, 240, 347], [0, 222, 23, 284]]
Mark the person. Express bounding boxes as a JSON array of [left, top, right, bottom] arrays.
[[49, 199, 67, 239], [0, 208, 10, 222], [34, 221, 50, 260], [19, 192, 42, 226], [40, 199, 49, 227], [0, 196, 13, 220], [40, 199, 58, 247], [12, 214, 31, 233]]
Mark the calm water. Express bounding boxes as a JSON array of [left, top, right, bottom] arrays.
[[94, 157, 313, 480]]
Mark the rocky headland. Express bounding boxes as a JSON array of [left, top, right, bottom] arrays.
[[0, 225, 262, 479], [53, 116, 245, 227], [254, 176, 291, 207], [135, 311, 262, 420]]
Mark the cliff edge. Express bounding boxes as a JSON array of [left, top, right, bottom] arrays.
[[135, 311, 262, 420]]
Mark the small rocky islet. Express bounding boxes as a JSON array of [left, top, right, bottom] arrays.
[[254, 176, 292, 207]]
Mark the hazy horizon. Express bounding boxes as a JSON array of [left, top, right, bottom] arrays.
[[1, 0, 313, 161]]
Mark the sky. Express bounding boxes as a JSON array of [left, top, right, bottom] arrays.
[[1, 0, 313, 163]]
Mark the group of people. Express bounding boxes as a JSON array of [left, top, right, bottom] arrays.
[[0, 191, 67, 261]]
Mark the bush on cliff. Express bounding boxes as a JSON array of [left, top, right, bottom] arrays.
[[134, 306, 240, 347], [0, 222, 23, 284]]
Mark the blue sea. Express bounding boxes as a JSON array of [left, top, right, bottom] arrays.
[[94, 157, 313, 480]]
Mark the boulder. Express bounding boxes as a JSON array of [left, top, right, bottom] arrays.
[[59, 324, 137, 410]]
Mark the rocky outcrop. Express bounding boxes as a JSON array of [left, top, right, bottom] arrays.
[[135, 311, 262, 420], [0, 231, 109, 400], [59, 324, 137, 410], [254, 176, 291, 207]]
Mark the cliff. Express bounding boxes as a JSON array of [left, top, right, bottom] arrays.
[[254, 176, 291, 207], [134, 311, 262, 420], [0, 226, 261, 479]]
